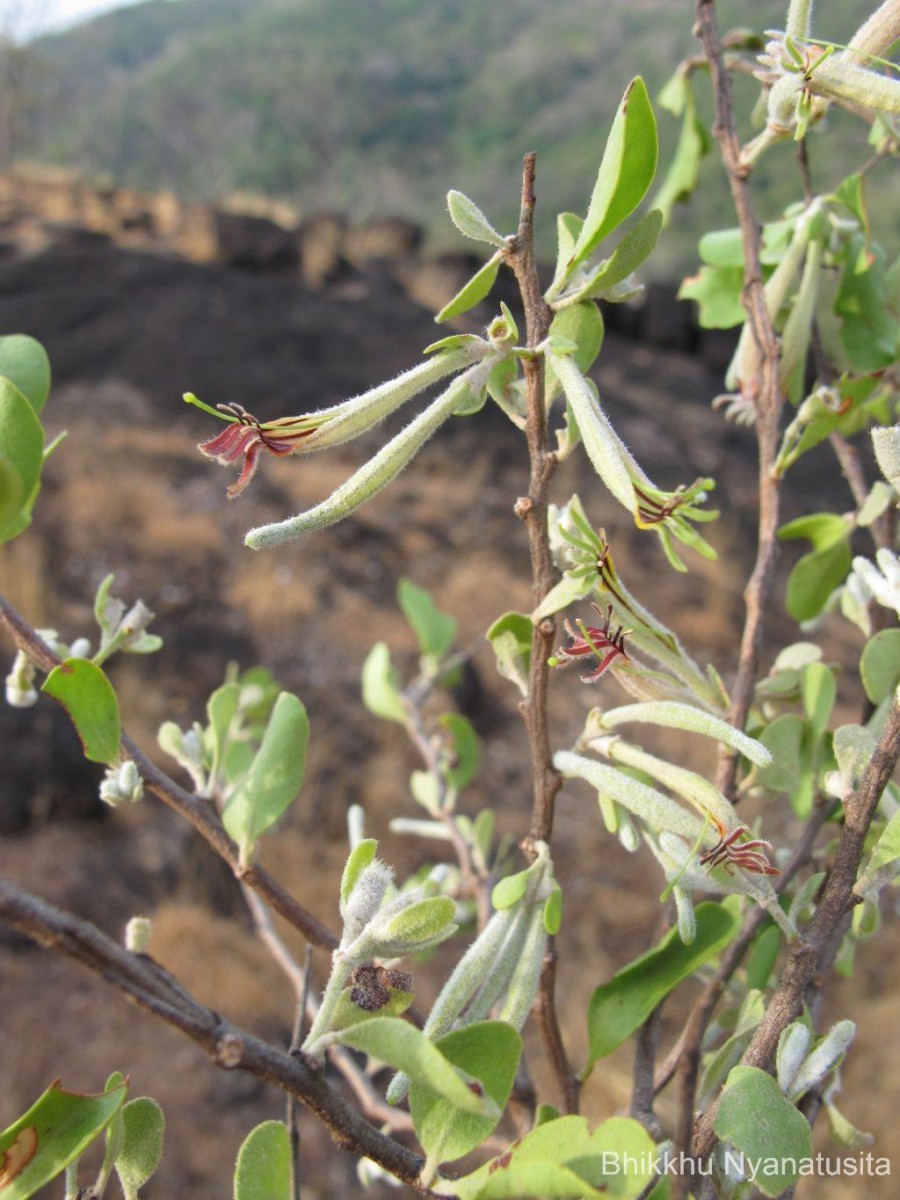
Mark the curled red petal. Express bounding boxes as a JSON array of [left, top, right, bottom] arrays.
[[199, 422, 258, 464], [225, 436, 266, 498]]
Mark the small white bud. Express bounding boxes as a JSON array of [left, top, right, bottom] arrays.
[[125, 916, 152, 953]]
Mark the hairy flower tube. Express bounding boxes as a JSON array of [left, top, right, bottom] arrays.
[[547, 348, 718, 570], [188, 338, 498, 541]]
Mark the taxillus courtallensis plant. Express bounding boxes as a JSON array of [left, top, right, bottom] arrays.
[[1, 1, 899, 1196]]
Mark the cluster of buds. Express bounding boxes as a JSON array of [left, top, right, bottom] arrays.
[[99, 759, 144, 808], [746, 0, 900, 164], [302, 840, 458, 1061]]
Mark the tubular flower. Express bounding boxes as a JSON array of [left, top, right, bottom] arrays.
[[552, 603, 630, 683], [188, 339, 490, 504], [547, 348, 718, 570]]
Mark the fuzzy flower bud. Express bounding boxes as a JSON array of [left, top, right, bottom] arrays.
[[125, 916, 152, 953], [99, 759, 144, 807], [5, 649, 38, 708]]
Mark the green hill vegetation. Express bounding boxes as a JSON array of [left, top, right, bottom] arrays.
[[6, 0, 893, 273]]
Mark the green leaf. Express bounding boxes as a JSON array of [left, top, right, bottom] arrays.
[[784, 540, 851, 622], [410, 1022, 521, 1163], [361, 642, 407, 724], [436, 253, 502, 323], [447, 190, 507, 248], [0, 335, 51, 416], [454, 1115, 656, 1200], [698, 228, 744, 268], [585, 210, 664, 297], [340, 838, 378, 905], [550, 213, 585, 293], [584, 902, 738, 1076], [756, 715, 805, 794], [545, 303, 605, 406], [860, 629, 900, 703], [544, 886, 563, 935], [492, 868, 529, 911], [222, 692, 309, 854], [0, 377, 44, 539], [42, 657, 121, 765], [570, 77, 658, 270], [778, 513, 849, 550], [678, 265, 745, 328], [0, 1079, 127, 1200], [207, 682, 241, 782], [397, 577, 457, 660], [653, 82, 711, 221], [713, 1067, 811, 1197], [382, 895, 456, 945], [486, 611, 532, 697], [337, 1018, 494, 1116], [114, 1098, 165, 1200], [801, 662, 836, 737], [745, 924, 781, 991], [439, 713, 480, 790], [233, 1120, 291, 1200]]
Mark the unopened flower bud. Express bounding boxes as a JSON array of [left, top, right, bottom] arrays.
[[99, 759, 144, 806], [5, 650, 38, 708], [125, 916, 152, 953]]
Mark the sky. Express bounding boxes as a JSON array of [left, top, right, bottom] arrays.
[[6, 0, 156, 40]]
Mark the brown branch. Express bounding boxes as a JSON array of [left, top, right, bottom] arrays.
[[0, 877, 433, 1192], [692, 699, 900, 1164], [694, 0, 786, 806], [0, 590, 337, 952], [653, 797, 832, 1096], [502, 152, 579, 1115]]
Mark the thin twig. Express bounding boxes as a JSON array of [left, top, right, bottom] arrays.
[[694, 0, 786, 808], [0, 590, 337, 951], [502, 151, 579, 1115], [692, 700, 900, 1164], [653, 797, 832, 1096], [0, 877, 435, 1191]]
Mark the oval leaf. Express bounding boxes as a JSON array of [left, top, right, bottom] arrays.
[[0, 1079, 127, 1200], [584, 902, 738, 1075], [42, 658, 121, 764], [397, 577, 457, 659], [0, 377, 44, 537], [361, 642, 407, 724], [860, 628, 900, 704], [436, 253, 502, 323], [233, 1120, 291, 1200], [114, 1098, 165, 1200], [447, 191, 507, 248], [570, 77, 658, 270], [713, 1066, 811, 1197], [336, 1018, 494, 1116], [409, 1022, 521, 1163], [222, 691, 309, 853], [0, 335, 51, 415]]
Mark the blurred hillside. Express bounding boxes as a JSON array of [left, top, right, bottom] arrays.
[[4, 0, 892, 275]]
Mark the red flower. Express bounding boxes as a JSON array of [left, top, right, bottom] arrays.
[[198, 404, 316, 498], [553, 603, 630, 683]]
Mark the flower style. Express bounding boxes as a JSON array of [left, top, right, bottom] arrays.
[[552, 603, 630, 683]]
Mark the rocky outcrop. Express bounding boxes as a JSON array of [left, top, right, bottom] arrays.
[[0, 165, 735, 362]]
